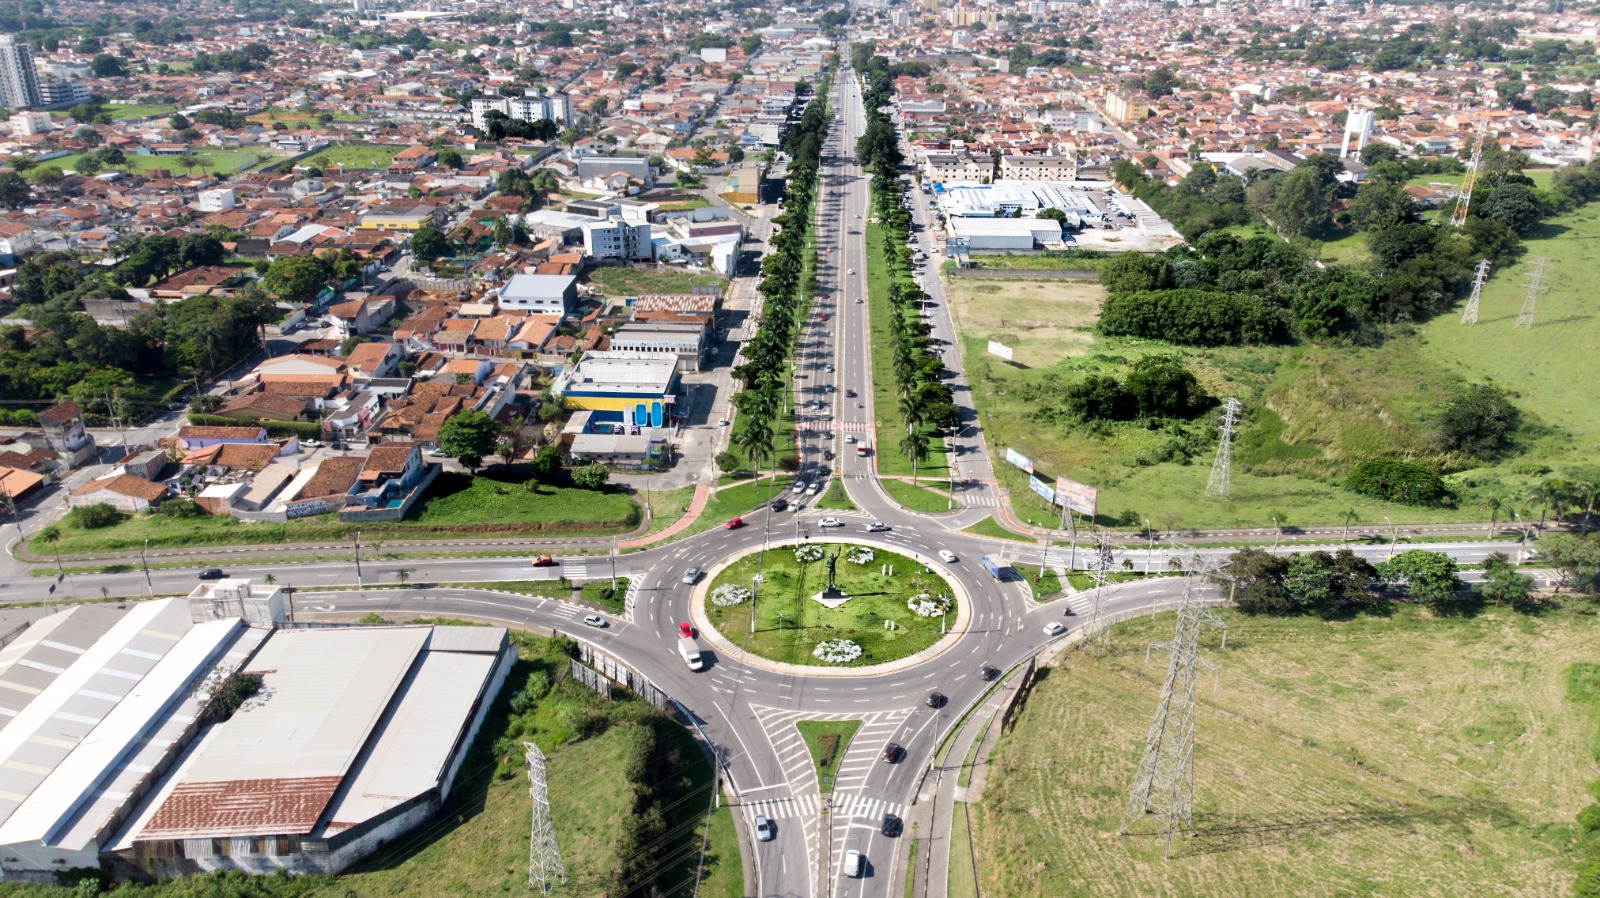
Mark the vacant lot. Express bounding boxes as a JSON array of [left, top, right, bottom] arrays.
[[305, 145, 401, 170], [944, 277, 1103, 369], [975, 606, 1600, 898], [33, 147, 271, 179], [585, 266, 727, 297], [955, 196, 1600, 529]]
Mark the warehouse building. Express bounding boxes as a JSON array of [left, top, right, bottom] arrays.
[[945, 217, 1067, 250], [554, 351, 680, 425]]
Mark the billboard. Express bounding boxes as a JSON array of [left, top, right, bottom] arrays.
[[1005, 448, 1034, 474], [987, 341, 1014, 361], [1055, 477, 1097, 517], [1028, 475, 1055, 504]]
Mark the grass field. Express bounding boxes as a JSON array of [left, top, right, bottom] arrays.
[[864, 208, 950, 480], [960, 516, 1029, 542], [1314, 227, 1372, 264], [966, 251, 1109, 272], [953, 194, 1600, 530], [99, 102, 179, 121], [948, 805, 981, 898], [34, 147, 272, 179], [704, 543, 955, 666], [797, 719, 863, 793], [35, 475, 641, 555], [247, 110, 366, 125], [943, 277, 1103, 369], [306, 144, 402, 169], [881, 478, 954, 513], [641, 485, 696, 536], [974, 605, 1600, 898], [816, 480, 857, 510], [585, 266, 727, 297]]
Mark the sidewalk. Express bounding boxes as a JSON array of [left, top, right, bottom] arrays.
[[619, 485, 709, 549]]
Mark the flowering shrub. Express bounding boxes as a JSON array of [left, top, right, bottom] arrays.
[[908, 593, 951, 618], [848, 547, 875, 565], [794, 544, 825, 563], [813, 639, 863, 663], [712, 584, 753, 607]]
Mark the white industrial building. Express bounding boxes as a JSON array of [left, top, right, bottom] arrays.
[[945, 217, 1066, 250], [935, 180, 1179, 243], [0, 584, 513, 882], [497, 273, 577, 316]]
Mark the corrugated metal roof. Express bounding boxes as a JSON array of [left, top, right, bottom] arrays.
[[0, 606, 124, 731], [424, 626, 507, 655], [132, 627, 430, 839], [318, 650, 497, 835], [0, 600, 193, 826]]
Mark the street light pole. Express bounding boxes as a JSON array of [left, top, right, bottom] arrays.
[[141, 538, 154, 598], [1144, 519, 1154, 574], [353, 530, 363, 588], [1384, 516, 1398, 561], [1272, 515, 1280, 550]]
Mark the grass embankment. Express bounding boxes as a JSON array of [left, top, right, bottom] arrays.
[[864, 207, 950, 480], [975, 605, 1600, 897], [33, 148, 270, 179], [669, 476, 794, 541], [35, 474, 640, 555], [955, 196, 1600, 530], [641, 485, 696, 537], [880, 478, 952, 513], [796, 719, 863, 793], [584, 266, 727, 296], [705, 543, 954, 666], [947, 805, 981, 898], [0, 635, 740, 898], [960, 516, 1028, 542], [815, 480, 856, 510]]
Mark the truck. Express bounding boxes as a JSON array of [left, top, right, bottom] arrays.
[[678, 636, 707, 672], [980, 555, 1007, 581]]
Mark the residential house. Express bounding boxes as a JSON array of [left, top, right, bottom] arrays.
[[69, 474, 168, 513], [345, 341, 406, 379], [175, 425, 269, 451], [38, 399, 95, 468]]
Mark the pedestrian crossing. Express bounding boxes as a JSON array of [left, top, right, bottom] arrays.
[[563, 563, 589, 579], [741, 792, 905, 824], [795, 419, 875, 433]]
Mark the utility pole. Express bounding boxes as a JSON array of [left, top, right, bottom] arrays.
[[1516, 256, 1547, 329], [525, 742, 567, 894], [609, 540, 617, 591], [1461, 258, 1490, 324], [1118, 552, 1228, 858], [352, 530, 363, 588], [141, 538, 154, 598], [1204, 398, 1241, 499], [1084, 529, 1115, 652]]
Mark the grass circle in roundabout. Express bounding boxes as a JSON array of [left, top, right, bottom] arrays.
[[703, 542, 958, 667]]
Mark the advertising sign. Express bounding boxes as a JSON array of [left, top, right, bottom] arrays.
[[1055, 477, 1098, 517], [1028, 475, 1056, 504], [987, 341, 1014, 361], [1005, 448, 1034, 475]]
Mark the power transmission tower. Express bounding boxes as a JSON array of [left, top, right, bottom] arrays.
[[1118, 553, 1228, 858], [1460, 258, 1490, 324], [1082, 529, 1117, 652], [1450, 118, 1489, 228], [1204, 398, 1241, 499], [1516, 256, 1547, 329], [525, 742, 567, 894]]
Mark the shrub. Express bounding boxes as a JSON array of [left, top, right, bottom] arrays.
[[67, 503, 124, 530], [1345, 458, 1451, 506], [158, 498, 202, 518], [1097, 289, 1288, 345], [817, 732, 840, 767]]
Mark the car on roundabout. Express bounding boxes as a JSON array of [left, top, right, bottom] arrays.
[[679, 622, 695, 639], [682, 567, 701, 585], [725, 516, 745, 530], [1044, 621, 1067, 636], [866, 522, 891, 532], [754, 814, 775, 842], [978, 665, 1000, 681], [938, 549, 958, 563], [881, 742, 902, 763], [819, 517, 844, 528], [582, 614, 607, 628], [927, 691, 946, 708]]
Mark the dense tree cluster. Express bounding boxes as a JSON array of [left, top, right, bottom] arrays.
[[1222, 547, 1381, 616], [727, 76, 833, 473], [1344, 458, 1451, 506], [478, 109, 560, 143], [1051, 356, 1211, 423]]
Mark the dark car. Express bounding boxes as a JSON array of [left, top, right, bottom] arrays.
[[978, 666, 999, 682], [196, 567, 226, 580], [881, 813, 902, 837], [926, 691, 945, 708], [771, 497, 789, 512], [881, 742, 901, 763]]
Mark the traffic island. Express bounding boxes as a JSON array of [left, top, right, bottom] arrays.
[[696, 539, 969, 672]]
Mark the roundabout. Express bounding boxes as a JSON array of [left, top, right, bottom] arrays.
[[690, 537, 974, 674]]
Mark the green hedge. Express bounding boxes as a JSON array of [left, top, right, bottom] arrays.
[[187, 412, 322, 440]]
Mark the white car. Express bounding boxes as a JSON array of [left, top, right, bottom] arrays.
[[848, 268, 855, 275], [1043, 621, 1067, 636], [791, 479, 807, 494], [938, 550, 958, 563], [844, 848, 864, 878], [754, 814, 775, 841], [807, 482, 822, 496], [718, 418, 730, 426], [819, 517, 845, 528], [583, 614, 608, 628], [845, 435, 856, 444]]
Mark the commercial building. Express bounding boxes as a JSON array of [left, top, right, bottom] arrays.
[[37, 77, 87, 108], [581, 219, 653, 262], [111, 623, 513, 877], [555, 351, 679, 422], [357, 205, 441, 231], [497, 273, 576, 316], [998, 153, 1078, 181], [609, 322, 708, 372], [945, 217, 1065, 250], [0, 35, 41, 110]]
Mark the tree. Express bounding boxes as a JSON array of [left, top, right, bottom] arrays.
[[1495, 78, 1526, 108], [1225, 547, 1293, 614], [1476, 552, 1534, 608], [436, 148, 464, 169], [715, 450, 742, 474], [409, 226, 450, 264], [571, 463, 610, 490], [1378, 550, 1463, 608], [1431, 383, 1521, 458], [1345, 458, 1450, 506], [89, 54, 127, 78], [437, 409, 498, 472], [1478, 182, 1542, 234], [1271, 163, 1333, 238], [1536, 534, 1600, 593], [0, 171, 30, 209], [1035, 207, 1066, 221], [261, 255, 332, 302], [531, 445, 563, 481], [1143, 66, 1178, 98], [1123, 355, 1208, 419], [899, 430, 928, 483]]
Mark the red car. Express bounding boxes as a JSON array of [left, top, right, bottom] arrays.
[[820, 313, 829, 322], [679, 622, 695, 639], [725, 516, 744, 530], [530, 555, 557, 567]]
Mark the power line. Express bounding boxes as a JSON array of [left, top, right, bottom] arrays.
[[526, 741, 567, 894], [1204, 398, 1241, 500], [1516, 255, 1547, 329], [1118, 550, 1228, 858], [1461, 258, 1490, 325]]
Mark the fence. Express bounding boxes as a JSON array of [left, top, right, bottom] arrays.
[[568, 658, 613, 700], [572, 641, 669, 710], [0, 621, 31, 649]]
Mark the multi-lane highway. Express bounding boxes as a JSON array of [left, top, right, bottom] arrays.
[[0, 60, 1551, 898]]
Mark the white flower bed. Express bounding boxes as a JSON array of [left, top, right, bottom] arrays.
[[813, 639, 864, 664], [712, 584, 753, 607], [908, 593, 951, 618], [848, 547, 875, 565], [794, 544, 825, 563]]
